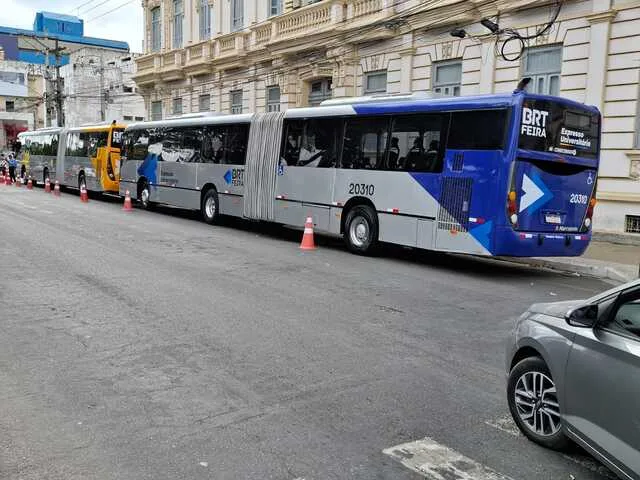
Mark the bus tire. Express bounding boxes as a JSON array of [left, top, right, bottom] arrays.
[[344, 204, 378, 255], [43, 168, 49, 187], [201, 188, 220, 225], [138, 180, 153, 210]]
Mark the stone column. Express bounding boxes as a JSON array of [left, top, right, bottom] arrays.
[[478, 37, 496, 94], [398, 48, 415, 94], [584, 9, 617, 111]]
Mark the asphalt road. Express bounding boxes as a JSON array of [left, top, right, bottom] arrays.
[[0, 185, 616, 480]]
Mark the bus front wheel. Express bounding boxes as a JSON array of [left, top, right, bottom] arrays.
[[201, 189, 220, 224], [344, 205, 378, 255]]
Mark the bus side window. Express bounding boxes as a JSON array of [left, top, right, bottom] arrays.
[[225, 124, 248, 165], [302, 118, 340, 168], [391, 114, 445, 173], [281, 120, 303, 166], [342, 117, 390, 170], [181, 127, 202, 163], [202, 126, 226, 164], [448, 110, 507, 150]]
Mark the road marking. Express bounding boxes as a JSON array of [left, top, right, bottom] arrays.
[[383, 437, 516, 480], [484, 415, 521, 437]]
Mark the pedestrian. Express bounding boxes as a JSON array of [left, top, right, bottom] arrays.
[[0, 153, 6, 177], [8, 152, 17, 183]]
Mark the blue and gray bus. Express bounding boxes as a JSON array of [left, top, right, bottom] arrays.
[[119, 90, 600, 256]]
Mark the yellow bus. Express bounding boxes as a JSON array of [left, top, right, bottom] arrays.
[[18, 123, 125, 193]]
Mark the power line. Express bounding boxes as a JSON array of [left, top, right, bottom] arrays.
[[85, 0, 137, 23], [68, 0, 101, 14], [81, 0, 114, 17]]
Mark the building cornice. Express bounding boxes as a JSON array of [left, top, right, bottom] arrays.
[[586, 9, 618, 25]]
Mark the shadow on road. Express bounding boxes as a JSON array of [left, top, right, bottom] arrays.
[[135, 201, 579, 284]]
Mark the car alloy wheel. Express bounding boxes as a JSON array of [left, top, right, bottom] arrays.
[[514, 370, 561, 437]]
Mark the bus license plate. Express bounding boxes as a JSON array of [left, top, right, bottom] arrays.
[[545, 214, 562, 224]]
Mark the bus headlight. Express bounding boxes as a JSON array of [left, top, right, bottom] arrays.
[[510, 213, 518, 225]]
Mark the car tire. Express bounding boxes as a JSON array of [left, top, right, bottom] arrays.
[[344, 205, 378, 255], [201, 188, 220, 225], [507, 356, 570, 450]]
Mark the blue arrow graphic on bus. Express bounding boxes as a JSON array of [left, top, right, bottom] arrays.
[[520, 172, 552, 214], [223, 169, 232, 185]]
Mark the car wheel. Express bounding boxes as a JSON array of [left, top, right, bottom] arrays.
[[138, 180, 152, 210], [507, 356, 570, 450], [201, 188, 220, 225], [344, 205, 378, 255]]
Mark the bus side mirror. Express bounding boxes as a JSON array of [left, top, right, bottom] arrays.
[[565, 304, 598, 328]]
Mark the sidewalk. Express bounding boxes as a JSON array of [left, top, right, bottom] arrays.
[[509, 240, 639, 284]]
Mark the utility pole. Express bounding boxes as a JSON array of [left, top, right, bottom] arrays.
[[100, 54, 106, 122], [53, 39, 66, 127]]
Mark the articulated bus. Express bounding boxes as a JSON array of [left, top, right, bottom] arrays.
[[18, 123, 125, 193], [119, 91, 600, 257]]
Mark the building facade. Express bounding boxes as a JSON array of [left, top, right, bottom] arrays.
[[0, 56, 46, 148], [133, 0, 640, 235], [62, 48, 146, 127], [0, 11, 131, 133]]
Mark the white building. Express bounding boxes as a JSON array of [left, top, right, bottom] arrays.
[[0, 57, 45, 148], [62, 47, 146, 127], [134, 0, 640, 235]]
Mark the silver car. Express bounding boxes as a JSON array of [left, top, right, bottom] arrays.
[[506, 279, 640, 480]]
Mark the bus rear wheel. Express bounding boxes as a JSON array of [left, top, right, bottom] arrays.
[[344, 205, 378, 255], [201, 189, 220, 224]]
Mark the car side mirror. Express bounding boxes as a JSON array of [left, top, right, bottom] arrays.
[[565, 304, 598, 327]]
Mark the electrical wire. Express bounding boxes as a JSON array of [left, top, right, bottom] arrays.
[[68, 0, 101, 14], [85, 0, 138, 23]]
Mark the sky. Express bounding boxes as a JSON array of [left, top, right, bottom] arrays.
[[0, 0, 144, 53]]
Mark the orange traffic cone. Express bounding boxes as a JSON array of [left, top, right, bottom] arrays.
[[44, 178, 51, 193], [27, 178, 33, 189], [80, 184, 89, 203], [300, 216, 316, 250], [53, 180, 60, 197], [122, 190, 133, 212]]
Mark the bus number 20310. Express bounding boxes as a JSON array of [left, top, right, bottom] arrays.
[[348, 183, 375, 196]]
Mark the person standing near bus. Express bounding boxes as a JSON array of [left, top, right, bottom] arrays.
[[8, 152, 17, 183]]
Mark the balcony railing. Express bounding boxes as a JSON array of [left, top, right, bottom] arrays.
[[136, 0, 395, 77]]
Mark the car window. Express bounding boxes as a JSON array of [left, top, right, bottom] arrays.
[[601, 289, 640, 339]]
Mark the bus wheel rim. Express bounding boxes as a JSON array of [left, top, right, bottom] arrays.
[[349, 216, 369, 247], [141, 188, 149, 205], [205, 196, 216, 218]]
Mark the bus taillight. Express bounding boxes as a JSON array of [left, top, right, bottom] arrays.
[[583, 197, 596, 229], [507, 190, 518, 225]]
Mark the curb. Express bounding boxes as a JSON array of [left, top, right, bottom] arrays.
[[502, 257, 638, 284], [593, 231, 640, 247]]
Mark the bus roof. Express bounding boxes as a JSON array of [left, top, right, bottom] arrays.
[[67, 123, 126, 133], [123, 92, 599, 131], [286, 92, 600, 118], [126, 113, 253, 131], [18, 128, 63, 137]]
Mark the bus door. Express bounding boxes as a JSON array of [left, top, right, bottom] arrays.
[[276, 118, 339, 230], [104, 128, 124, 192], [158, 127, 199, 209]]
